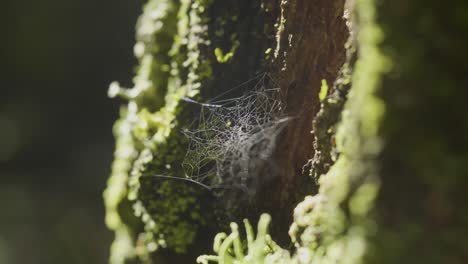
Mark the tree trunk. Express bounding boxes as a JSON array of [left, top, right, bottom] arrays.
[[104, 0, 468, 263]]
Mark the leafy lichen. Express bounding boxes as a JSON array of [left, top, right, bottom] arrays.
[[197, 214, 291, 264]]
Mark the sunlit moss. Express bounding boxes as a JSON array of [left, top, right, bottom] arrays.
[[105, 0, 217, 261], [125, 0, 215, 254]]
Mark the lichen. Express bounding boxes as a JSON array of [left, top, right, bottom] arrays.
[[121, 0, 216, 256], [197, 214, 291, 264]]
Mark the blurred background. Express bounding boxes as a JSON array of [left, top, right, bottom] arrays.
[[1, 0, 144, 263]]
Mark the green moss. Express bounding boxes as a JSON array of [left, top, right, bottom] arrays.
[[134, 175, 204, 253], [127, 0, 215, 254], [105, 0, 215, 261], [108, 0, 217, 258]]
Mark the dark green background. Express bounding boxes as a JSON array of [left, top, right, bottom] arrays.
[[1, 0, 143, 263]]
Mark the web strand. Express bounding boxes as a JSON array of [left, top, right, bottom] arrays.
[[180, 73, 288, 195]]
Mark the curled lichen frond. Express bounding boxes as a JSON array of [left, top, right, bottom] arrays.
[[197, 214, 291, 264]]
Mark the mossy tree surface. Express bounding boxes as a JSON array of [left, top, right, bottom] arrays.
[[104, 0, 468, 263]]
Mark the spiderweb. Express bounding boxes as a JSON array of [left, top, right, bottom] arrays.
[[180, 73, 288, 196]]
